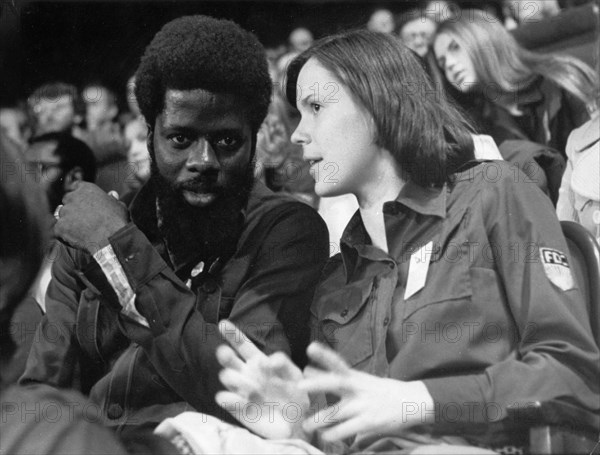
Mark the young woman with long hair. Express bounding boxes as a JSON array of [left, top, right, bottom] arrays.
[[433, 9, 597, 154]]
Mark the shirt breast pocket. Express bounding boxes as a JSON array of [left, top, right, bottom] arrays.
[[403, 241, 473, 321], [311, 277, 375, 367]]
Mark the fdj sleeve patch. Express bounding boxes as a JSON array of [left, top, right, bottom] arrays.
[[540, 247, 574, 291]]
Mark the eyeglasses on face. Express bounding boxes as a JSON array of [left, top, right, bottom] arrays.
[[26, 161, 63, 174]]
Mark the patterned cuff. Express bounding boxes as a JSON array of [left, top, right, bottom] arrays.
[[93, 244, 150, 328]]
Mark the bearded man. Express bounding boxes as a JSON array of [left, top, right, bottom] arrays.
[[20, 15, 329, 432]]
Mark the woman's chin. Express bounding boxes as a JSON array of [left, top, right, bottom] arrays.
[[315, 182, 347, 199]]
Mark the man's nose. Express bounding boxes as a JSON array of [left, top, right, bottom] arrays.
[[186, 139, 220, 171]]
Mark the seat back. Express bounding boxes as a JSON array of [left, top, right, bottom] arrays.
[[511, 3, 599, 69], [561, 221, 600, 343]]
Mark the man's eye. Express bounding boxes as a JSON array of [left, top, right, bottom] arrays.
[[169, 134, 191, 147], [311, 103, 322, 114], [215, 136, 241, 149]]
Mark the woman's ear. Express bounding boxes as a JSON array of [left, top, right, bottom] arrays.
[[63, 166, 84, 192]]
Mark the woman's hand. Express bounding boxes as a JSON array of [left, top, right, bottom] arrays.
[[215, 320, 311, 440], [299, 342, 435, 442]]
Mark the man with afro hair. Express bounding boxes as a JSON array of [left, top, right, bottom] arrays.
[[21, 15, 329, 432]]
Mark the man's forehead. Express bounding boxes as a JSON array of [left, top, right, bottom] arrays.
[[26, 140, 59, 161], [164, 88, 239, 110], [160, 88, 249, 126], [402, 18, 436, 33], [83, 86, 115, 106], [35, 96, 73, 108]]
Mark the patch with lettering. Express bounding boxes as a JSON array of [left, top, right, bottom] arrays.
[[540, 247, 574, 291]]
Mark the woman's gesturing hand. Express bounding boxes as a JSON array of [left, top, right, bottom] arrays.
[[215, 320, 311, 440], [299, 342, 435, 442]]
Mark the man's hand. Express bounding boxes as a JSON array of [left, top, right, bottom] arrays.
[[215, 320, 310, 440], [54, 181, 129, 254], [255, 113, 289, 168], [299, 342, 435, 442]]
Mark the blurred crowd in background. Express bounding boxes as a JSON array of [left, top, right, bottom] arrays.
[[0, 2, 599, 453], [0, 0, 598, 243]]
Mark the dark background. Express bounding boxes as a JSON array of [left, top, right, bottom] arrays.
[[0, 0, 506, 105]]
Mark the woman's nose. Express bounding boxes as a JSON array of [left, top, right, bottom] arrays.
[[291, 122, 310, 145]]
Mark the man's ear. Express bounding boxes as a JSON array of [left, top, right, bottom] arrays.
[[63, 166, 84, 192]]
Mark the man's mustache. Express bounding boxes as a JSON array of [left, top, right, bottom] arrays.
[[175, 173, 220, 193]]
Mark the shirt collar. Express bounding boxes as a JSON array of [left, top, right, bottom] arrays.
[[129, 182, 160, 242], [339, 181, 447, 279], [386, 180, 447, 218]]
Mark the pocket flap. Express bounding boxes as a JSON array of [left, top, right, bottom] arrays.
[[313, 277, 374, 324], [311, 277, 375, 367]]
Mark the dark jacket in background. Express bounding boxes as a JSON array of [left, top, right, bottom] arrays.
[[471, 77, 590, 158]]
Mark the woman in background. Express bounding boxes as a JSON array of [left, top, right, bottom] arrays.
[[432, 9, 597, 156]]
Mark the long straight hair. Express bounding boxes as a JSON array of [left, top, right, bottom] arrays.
[[286, 30, 475, 188], [437, 9, 598, 110]]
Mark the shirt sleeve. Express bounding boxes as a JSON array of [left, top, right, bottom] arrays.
[[556, 157, 577, 222], [92, 244, 149, 328], [20, 244, 83, 388], [423, 165, 600, 428], [556, 128, 579, 222]]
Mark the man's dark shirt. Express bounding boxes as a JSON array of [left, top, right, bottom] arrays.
[[20, 181, 329, 430]]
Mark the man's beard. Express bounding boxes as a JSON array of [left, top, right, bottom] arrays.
[[150, 160, 255, 269]]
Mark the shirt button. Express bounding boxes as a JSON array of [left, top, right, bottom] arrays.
[[125, 253, 136, 262], [202, 280, 217, 294], [83, 289, 96, 300], [383, 317, 390, 326], [107, 403, 123, 420], [340, 309, 349, 317]]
